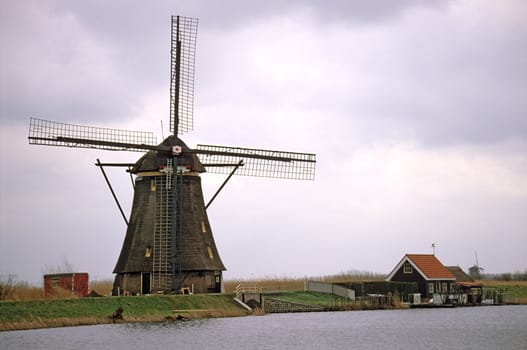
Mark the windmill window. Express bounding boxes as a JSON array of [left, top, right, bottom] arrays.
[[207, 246, 214, 259], [201, 221, 207, 233], [145, 246, 152, 257], [403, 262, 413, 274], [150, 179, 156, 192]]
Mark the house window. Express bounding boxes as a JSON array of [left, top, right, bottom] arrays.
[[403, 262, 413, 274], [215, 271, 221, 283], [442, 282, 448, 293], [428, 282, 435, 295]]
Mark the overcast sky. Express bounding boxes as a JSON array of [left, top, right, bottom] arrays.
[[1, 0, 526, 285]]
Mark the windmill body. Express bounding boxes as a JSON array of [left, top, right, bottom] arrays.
[[28, 16, 316, 295], [113, 135, 226, 294]]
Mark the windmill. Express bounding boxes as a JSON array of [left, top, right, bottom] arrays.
[[28, 16, 316, 295], [469, 251, 484, 280]]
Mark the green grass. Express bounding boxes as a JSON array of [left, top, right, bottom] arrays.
[[481, 281, 527, 303], [0, 294, 248, 330]]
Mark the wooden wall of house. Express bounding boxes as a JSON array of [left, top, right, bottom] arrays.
[[112, 273, 141, 296], [390, 266, 428, 297], [338, 281, 417, 300], [113, 177, 156, 274], [390, 267, 454, 298], [113, 164, 226, 295], [180, 271, 222, 294], [112, 270, 222, 295]]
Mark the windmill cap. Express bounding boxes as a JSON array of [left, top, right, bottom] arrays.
[[130, 135, 205, 174]]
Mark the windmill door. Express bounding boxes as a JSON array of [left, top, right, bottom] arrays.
[[141, 272, 151, 295]]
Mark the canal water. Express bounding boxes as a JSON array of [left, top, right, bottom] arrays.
[[1, 306, 526, 349]]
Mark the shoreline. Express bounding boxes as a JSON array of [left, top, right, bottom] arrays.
[[0, 294, 250, 332], [1, 292, 524, 332], [0, 310, 248, 332]]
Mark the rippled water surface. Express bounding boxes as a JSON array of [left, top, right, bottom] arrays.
[[1, 306, 526, 349]]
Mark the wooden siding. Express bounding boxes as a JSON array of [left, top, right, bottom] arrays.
[[390, 263, 454, 298], [113, 137, 225, 295], [390, 265, 429, 297], [113, 173, 225, 273], [112, 270, 222, 295]]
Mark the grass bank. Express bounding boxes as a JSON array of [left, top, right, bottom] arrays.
[[479, 280, 527, 304], [0, 294, 249, 331]]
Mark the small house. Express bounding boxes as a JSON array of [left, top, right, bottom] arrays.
[[386, 254, 456, 300], [44, 272, 89, 298], [446, 266, 483, 304], [445, 265, 473, 283]]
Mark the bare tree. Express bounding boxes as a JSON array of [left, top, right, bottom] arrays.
[[0, 274, 17, 301], [42, 256, 76, 274]]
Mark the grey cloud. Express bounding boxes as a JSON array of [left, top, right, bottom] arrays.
[[0, 0, 448, 127], [43, 0, 447, 32], [1, 0, 526, 284]]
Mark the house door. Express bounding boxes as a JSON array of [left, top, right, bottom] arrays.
[[141, 273, 151, 295]]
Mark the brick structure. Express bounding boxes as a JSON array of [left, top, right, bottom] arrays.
[[43, 273, 89, 298]]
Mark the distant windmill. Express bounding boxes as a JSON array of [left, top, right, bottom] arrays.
[[468, 251, 484, 280], [28, 16, 316, 295]]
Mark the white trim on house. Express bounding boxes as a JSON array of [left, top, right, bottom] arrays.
[[385, 255, 456, 282]]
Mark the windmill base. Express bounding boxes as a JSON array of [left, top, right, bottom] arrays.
[[112, 270, 224, 296]]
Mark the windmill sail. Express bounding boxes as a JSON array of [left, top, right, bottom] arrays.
[[196, 144, 316, 180], [170, 16, 198, 136], [28, 117, 157, 152], [28, 14, 317, 296]]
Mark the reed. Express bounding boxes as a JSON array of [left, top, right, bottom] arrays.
[[89, 279, 114, 296], [224, 271, 384, 294]]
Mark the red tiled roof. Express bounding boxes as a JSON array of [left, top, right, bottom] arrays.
[[406, 254, 455, 279]]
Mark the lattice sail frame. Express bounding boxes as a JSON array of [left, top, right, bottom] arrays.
[[170, 16, 198, 136], [196, 144, 316, 180], [28, 117, 157, 152]]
